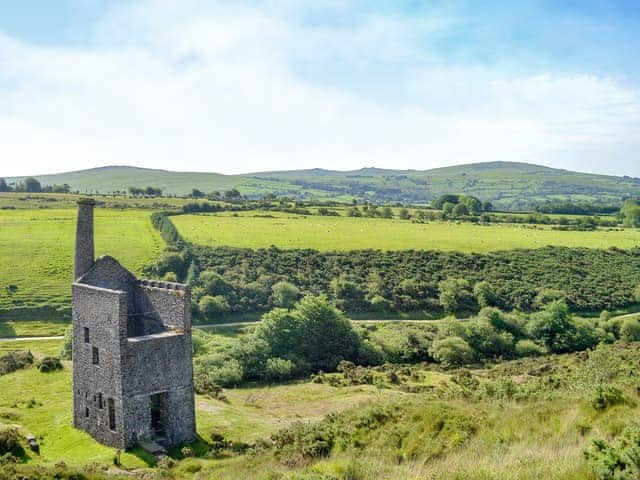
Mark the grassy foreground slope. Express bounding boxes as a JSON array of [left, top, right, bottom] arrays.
[[0, 208, 162, 320], [5, 329, 640, 479], [173, 211, 640, 252], [7, 161, 640, 208]]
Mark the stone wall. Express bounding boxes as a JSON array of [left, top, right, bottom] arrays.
[[72, 283, 128, 448]]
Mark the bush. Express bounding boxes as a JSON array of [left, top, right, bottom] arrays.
[[265, 357, 296, 381], [0, 351, 33, 375], [199, 295, 230, 319], [438, 278, 475, 313], [585, 424, 640, 479], [369, 295, 390, 312], [514, 339, 545, 357], [590, 384, 625, 411], [59, 326, 72, 360], [271, 422, 335, 466], [37, 357, 62, 373], [429, 336, 475, 369], [0, 428, 23, 458], [620, 318, 640, 342], [195, 360, 243, 388], [254, 295, 361, 374], [271, 281, 301, 309], [527, 301, 579, 353]]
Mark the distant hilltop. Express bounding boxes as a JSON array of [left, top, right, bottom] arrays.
[[4, 161, 640, 210]]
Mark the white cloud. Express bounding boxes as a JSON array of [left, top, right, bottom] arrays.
[[0, 1, 639, 177]]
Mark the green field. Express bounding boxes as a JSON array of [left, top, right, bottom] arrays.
[[173, 211, 640, 252], [0, 208, 163, 320]]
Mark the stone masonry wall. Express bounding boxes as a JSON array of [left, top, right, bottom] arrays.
[[72, 283, 128, 448]]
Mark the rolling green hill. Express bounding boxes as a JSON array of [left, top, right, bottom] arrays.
[[5, 161, 640, 210]]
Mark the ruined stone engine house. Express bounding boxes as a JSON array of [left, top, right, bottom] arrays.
[[72, 199, 196, 448]]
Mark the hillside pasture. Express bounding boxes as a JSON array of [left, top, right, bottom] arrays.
[[0, 208, 162, 320], [173, 211, 640, 252]]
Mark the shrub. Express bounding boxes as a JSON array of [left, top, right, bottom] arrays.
[[271, 422, 335, 466], [590, 384, 625, 411], [37, 357, 62, 373], [59, 326, 72, 360], [254, 295, 361, 373], [620, 318, 640, 342], [271, 281, 301, 309], [0, 428, 23, 458], [162, 271, 178, 282], [514, 339, 545, 357], [209, 361, 244, 388], [0, 351, 33, 375], [474, 281, 496, 308], [199, 295, 230, 319], [369, 295, 390, 312], [438, 278, 475, 313], [585, 424, 640, 479], [265, 357, 296, 381], [429, 336, 475, 369]]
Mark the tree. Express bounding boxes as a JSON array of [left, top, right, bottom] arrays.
[[399, 208, 410, 220], [381, 206, 393, 219], [620, 318, 640, 342], [271, 281, 301, 309], [452, 203, 469, 216], [634, 284, 640, 303], [199, 295, 230, 319], [525, 300, 593, 353], [191, 188, 205, 198], [0, 178, 11, 192], [459, 195, 482, 214], [432, 194, 460, 209], [621, 199, 640, 228], [23, 177, 41, 192], [144, 186, 162, 197], [255, 295, 361, 372], [52, 184, 71, 193], [225, 188, 241, 200], [482, 201, 494, 212], [330, 275, 366, 311], [438, 277, 474, 313], [442, 202, 455, 215]]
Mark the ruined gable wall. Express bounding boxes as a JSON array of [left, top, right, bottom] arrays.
[[72, 283, 128, 448], [134, 281, 190, 331]]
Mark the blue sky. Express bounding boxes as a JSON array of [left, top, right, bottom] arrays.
[[1, 0, 639, 176]]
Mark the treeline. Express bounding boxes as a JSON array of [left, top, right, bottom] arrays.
[[193, 295, 640, 390], [535, 200, 620, 215], [0, 177, 70, 193], [128, 186, 163, 197]]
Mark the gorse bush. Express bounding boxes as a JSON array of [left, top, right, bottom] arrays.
[[37, 357, 62, 373], [0, 428, 23, 459], [190, 244, 640, 315], [590, 384, 625, 411], [0, 351, 33, 375], [585, 425, 640, 479]]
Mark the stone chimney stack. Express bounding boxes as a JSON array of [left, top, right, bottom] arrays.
[[74, 198, 96, 281]]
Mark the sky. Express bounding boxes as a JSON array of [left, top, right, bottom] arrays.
[[1, 0, 640, 177]]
